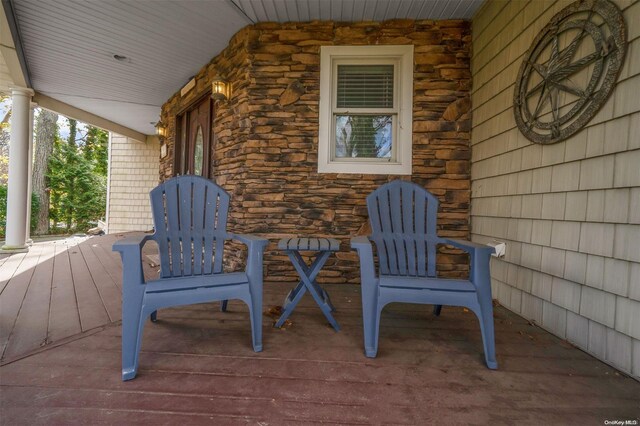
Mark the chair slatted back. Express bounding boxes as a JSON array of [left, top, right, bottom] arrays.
[[150, 175, 229, 278], [367, 180, 439, 277]]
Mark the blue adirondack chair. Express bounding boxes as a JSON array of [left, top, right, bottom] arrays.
[[351, 180, 497, 369], [113, 175, 268, 381]]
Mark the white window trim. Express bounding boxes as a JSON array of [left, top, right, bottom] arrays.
[[318, 45, 413, 175]]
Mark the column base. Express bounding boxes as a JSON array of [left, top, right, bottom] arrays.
[[0, 244, 30, 253]]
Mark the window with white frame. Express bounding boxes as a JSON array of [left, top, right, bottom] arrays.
[[318, 45, 413, 174]]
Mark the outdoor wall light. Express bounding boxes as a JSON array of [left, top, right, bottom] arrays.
[[211, 79, 230, 101], [155, 121, 167, 138]]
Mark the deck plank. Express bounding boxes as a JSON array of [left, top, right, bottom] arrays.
[[0, 365, 621, 424], [48, 241, 82, 343], [0, 252, 28, 294], [0, 253, 13, 269], [67, 238, 110, 331], [2, 243, 55, 360], [0, 407, 260, 426], [77, 238, 121, 322], [86, 235, 124, 290], [10, 327, 638, 398], [0, 244, 44, 359]]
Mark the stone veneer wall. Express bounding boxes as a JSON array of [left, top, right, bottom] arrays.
[[160, 20, 473, 283], [106, 134, 159, 234], [471, 0, 639, 378]]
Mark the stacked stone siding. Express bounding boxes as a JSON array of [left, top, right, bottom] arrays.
[[159, 20, 472, 283], [106, 134, 159, 234]]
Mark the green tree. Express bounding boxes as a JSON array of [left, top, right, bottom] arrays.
[[83, 126, 108, 176], [77, 126, 108, 229], [32, 109, 58, 235], [48, 122, 74, 230], [0, 186, 39, 238], [63, 118, 77, 229], [47, 119, 107, 232], [0, 96, 11, 185]]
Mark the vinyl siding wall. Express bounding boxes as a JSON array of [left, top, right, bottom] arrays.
[[105, 134, 158, 234], [471, 0, 640, 378]]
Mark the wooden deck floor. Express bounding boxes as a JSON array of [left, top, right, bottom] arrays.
[[0, 234, 131, 363], [1, 234, 639, 424]]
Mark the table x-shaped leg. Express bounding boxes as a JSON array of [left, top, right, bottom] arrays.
[[275, 250, 340, 331]]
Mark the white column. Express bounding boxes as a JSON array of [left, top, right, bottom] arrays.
[[2, 87, 35, 252], [25, 103, 36, 244], [104, 132, 113, 234]]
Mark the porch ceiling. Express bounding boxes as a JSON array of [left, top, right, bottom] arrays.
[[8, 0, 483, 135]]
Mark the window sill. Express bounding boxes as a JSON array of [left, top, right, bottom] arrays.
[[317, 161, 412, 175]]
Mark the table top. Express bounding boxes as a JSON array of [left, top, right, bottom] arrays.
[[278, 237, 340, 252]]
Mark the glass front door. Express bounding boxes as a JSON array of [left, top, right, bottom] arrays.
[[175, 96, 213, 177]]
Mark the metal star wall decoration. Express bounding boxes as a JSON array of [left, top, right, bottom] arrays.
[[513, 0, 627, 144]]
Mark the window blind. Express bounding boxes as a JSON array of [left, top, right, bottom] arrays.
[[336, 65, 394, 109]]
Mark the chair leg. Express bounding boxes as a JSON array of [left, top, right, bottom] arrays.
[[361, 282, 379, 357], [247, 300, 262, 352], [150, 310, 158, 322], [476, 292, 498, 369], [433, 305, 442, 316], [122, 287, 147, 381], [247, 284, 262, 352], [221, 300, 228, 312]]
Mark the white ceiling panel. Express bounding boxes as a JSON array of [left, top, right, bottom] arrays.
[[237, 0, 482, 22], [12, 0, 252, 134], [10, 0, 483, 135], [48, 93, 162, 133], [0, 50, 14, 93]]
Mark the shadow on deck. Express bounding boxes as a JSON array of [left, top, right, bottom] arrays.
[[0, 234, 638, 424]]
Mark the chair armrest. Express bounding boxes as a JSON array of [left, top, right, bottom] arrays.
[[112, 234, 152, 286], [439, 237, 493, 288], [229, 234, 269, 280], [438, 238, 495, 256], [112, 234, 153, 254], [350, 236, 377, 283], [230, 233, 270, 250], [350, 235, 372, 250]]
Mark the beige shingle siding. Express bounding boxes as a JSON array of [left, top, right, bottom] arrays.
[[106, 134, 159, 234], [471, 0, 640, 378]]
